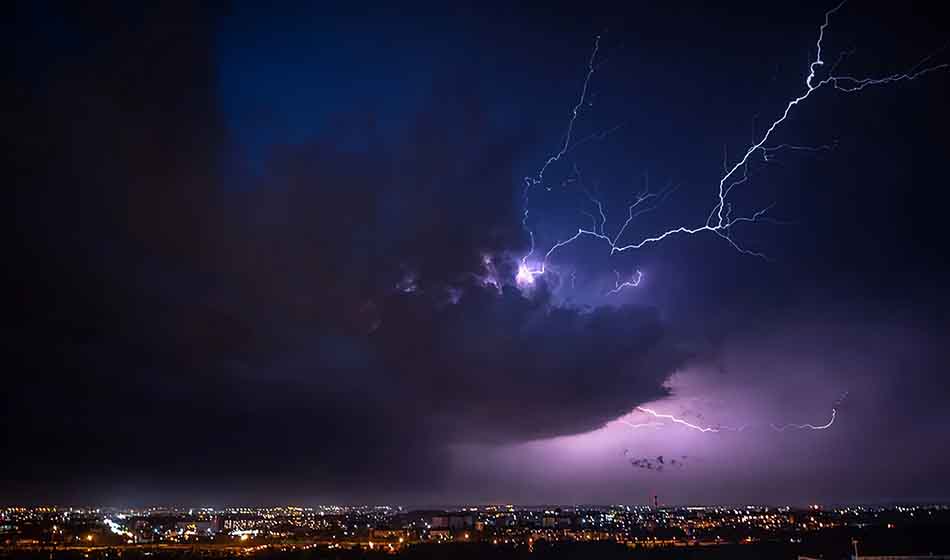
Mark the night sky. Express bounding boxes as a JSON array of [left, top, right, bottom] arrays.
[[9, 2, 950, 507]]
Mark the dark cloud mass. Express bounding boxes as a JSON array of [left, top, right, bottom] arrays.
[[7, 4, 686, 504]]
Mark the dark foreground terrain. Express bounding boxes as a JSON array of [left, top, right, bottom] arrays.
[[3, 524, 949, 560]]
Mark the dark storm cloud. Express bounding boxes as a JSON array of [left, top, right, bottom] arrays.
[[373, 286, 679, 443], [7, 5, 686, 503]]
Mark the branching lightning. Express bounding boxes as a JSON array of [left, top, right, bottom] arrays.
[[607, 269, 642, 295], [521, 34, 601, 276], [517, 1, 947, 288], [620, 392, 848, 435], [633, 406, 724, 434]]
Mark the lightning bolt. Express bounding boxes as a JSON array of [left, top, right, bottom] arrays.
[[521, 34, 601, 270], [617, 419, 664, 430], [606, 269, 642, 295], [518, 1, 947, 285], [632, 406, 724, 434], [770, 408, 837, 431], [770, 391, 848, 431]]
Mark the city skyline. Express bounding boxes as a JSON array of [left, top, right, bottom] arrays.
[[4, 503, 948, 557]]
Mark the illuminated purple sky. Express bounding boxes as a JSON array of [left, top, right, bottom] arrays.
[[8, 2, 950, 505]]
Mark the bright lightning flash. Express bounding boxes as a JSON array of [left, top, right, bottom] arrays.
[[516, 262, 536, 287], [634, 406, 723, 434]]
